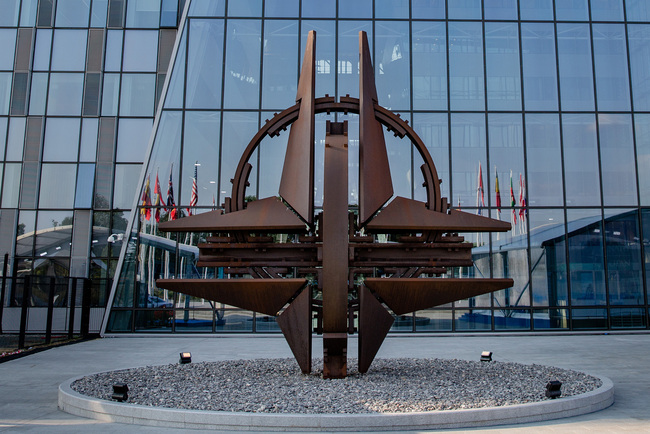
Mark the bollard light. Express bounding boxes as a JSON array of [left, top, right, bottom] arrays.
[[545, 380, 562, 399], [112, 383, 128, 402], [480, 351, 492, 362], [179, 352, 192, 364]]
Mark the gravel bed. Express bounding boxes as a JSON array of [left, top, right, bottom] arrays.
[[71, 358, 602, 414]]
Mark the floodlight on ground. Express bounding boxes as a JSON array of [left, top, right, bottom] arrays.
[[111, 383, 128, 402], [480, 351, 492, 362], [545, 380, 562, 399], [179, 352, 192, 364]]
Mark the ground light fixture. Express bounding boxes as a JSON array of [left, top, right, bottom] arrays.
[[111, 383, 128, 402], [546, 380, 562, 399], [480, 351, 493, 362], [179, 352, 192, 364]]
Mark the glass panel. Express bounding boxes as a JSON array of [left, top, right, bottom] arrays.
[[302, 0, 335, 18], [134, 310, 173, 332], [599, 114, 637, 206], [123, 30, 158, 72], [449, 21, 484, 111], [533, 309, 569, 329], [338, 21, 372, 100], [116, 118, 153, 162], [258, 112, 286, 200], [39, 164, 76, 208], [16, 210, 36, 257], [451, 113, 486, 209], [28, 72, 48, 115], [520, 0, 554, 20], [643, 210, 650, 301], [101, 73, 120, 116], [455, 309, 492, 331], [557, 24, 594, 111], [91, 0, 109, 27], [265, 0, 298, 17], [126, 0, 160, 28], [51, 30, 88, 71], [338, 0, 371, 18], [186, 19, 225, 109], [75, 163, 95, 208], [567, 209, 606, 306], [375, 0, 408, 19], [119, 74, 156, 116], [484, 0, 518, 19], [413, 113, 449, 202], [104, 30, 123, 72], [43, 118, 80, 162], [215, 310, 254, 332], [223, 20, 261, 109], [604, 210, 643, 305], [0, 29, 16, 70], [35, 210, 73, 258], [6, 117, 26, 161], [106, 310, 132, 331], [375, 21, 409, 110], [555, 0, 588, 20], [0, 117, 5, 156], [412, 22, 446, 111], [413, 310, 452, 331], [164, 27, 186, 109], [448, 0, 481, 19], [628, 25, 650, 111], [562, 114, 600, 206], [188, 0, 225, 16], [572, 308, 607, 329], [485, 22, 521, 111], [113, 164, 142, 208], [0, 0, 19, 26], [592, 24, 630, 111], [146, 111, 182, 209], [175, 310, 213, 332], [227, 0, 262, 17], [20, 0, 39, 26], [47, 73, 84, 115], [385, 113, 411, 199], [182, 112, 220, 207], [525, 114, 562, 206], [261, 20, 298, 110], [492, 240, 530, 310], [301, 20, 335, 99], [529, 209, 568, 307], [591, 0, 624, 21], [610, 308, 646, 328], [494, 310, 531, 330], [55, 0, 90, 27], [626, 0, 650, 22], [160, 0, 178, 26], [33, 29, 53, 72], [1, 163, 21, 207], [79, 118, 98, 162], [0, 73, 10, 115], [218, 112, 258, 205], [412, 0, 445, 19], [636, 114, 650, 205]]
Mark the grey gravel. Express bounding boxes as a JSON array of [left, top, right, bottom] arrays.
[[71, 358, 602, 414]]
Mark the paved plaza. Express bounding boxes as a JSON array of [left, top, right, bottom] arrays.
[[0, 333, 648, 433]]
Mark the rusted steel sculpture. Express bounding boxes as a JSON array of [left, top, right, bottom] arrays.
[[157, 31, 513, 379]]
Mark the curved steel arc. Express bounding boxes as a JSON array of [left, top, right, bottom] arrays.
[[229, 98, 443, 215]]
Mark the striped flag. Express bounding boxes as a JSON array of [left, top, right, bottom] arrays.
[[519, 174, 527, 226], [153, 170, 162, 223], [140, 175, 152, 221], [476, 162, 485, 215], [166, 166, 177, 220], [510, 170, 516, 231], [495, 166, 501, 220], [187, 163, 198, 216]]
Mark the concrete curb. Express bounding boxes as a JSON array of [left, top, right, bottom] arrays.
[[59, 373, 614, 431]]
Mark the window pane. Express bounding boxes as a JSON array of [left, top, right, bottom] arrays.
[[47, 73, 84, 115], [522, 23, 558, 111], [599, 114, 637, 206], [223, 20, 261, 109], [557, 24, 594, 111], [55, 0, 90, 27], [75, 164, 95, 208], [591, 0, 624, 21], [123, 30, 158, 72], [449, 22, 484, 111], [39, 164, 76, 208], [636, 114, 650, 205], [262, 20, 298, 110], [113, 164, 142, 208], [592, 24, 630, 111], [51, 30, 88, 71], [520, 0, 553, 20], [43, 118, 80, 161], [79, 118, 98, 162], [6, 117, 26, 161], [218, 112, 258, 205], [525, 114, 562, 206], [412, 0, 445, 19], [604, 210, 643, 306], [91, 0, 109, 27], [1, 163, 21, 207], [485, 22, 521, 111], [126, 0, 160, 28], [628, 25, 650, 111], [0, 73, 10, 115], [485, 0, 518, 19], [116, 118, 153, 162], [626, 0, 650, 22], [338, 0, 371, 18], [0, 117, 6, 156], [567, 209, 606, 306], [35, 210, 73, 257], [301, 20, 335, 100], [227, 0, 262, 17], [555, 0, 588, 21], [182, 112, 220, 207], [186, 19, 224, 109], [188, 0, 225, 16], [104, 30, 123, 72], [413, 113, 449, 203], [0, 29, 16, 70], [0, 0, 19, 26], [119, 74, 156, 116], [28, 72, 48, 115], [101, 73, 120, 116], [302, 0, 335, 18], [375, 21, 409, 110], [529, 209, 568, 307], [338, 21, 371, 100], [375, 0, 408, 19], [164, 28, 185, 109], [33, 29, 53, 71], [451, 113, 486, 207], [265, 0, 298, 17], [412, 22, 446, 111], [448, 0, 481, 19], [562, 114, 600, 206], [20, 0, 39, 27], [147, 111, 182, 206]]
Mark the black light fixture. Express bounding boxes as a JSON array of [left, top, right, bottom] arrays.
[[179, 352, 192, 364], [480, 351, 492, 362], [545, 380, 562, 399], [112, 383, 128, 402]]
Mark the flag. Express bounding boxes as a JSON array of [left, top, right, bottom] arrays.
[[212, 193, 216, 211], [510, 170, 516, 227], [476, 162, 485, 215], [187, 163, 198, 216], [457, 196, 461, 210], [166, 166, 177, 220], [519, 174, 527, 223], [153, 170, 162, 222], [140, 175, 152, 221], [495, 167, 501, 219]]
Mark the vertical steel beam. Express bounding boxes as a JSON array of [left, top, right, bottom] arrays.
[[322, 121, 349, 379]]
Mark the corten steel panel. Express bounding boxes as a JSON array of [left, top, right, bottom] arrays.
[[277, 287, 312, 374], [279, 30, 316, 224], [197, 243, 318, 267], [365, 278, 515, 316], [366, 196, 511, 233], [155, 279, 307, 317], [358, 285, 394, 373], [358, 32, 394, 225], [158, 197, 308, 233]]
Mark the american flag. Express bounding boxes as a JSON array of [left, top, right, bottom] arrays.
[[188, 163, 198, 216], [166, 166, 177, 220]]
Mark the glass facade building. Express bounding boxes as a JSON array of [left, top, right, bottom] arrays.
[[2, 0, 650, 334]]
